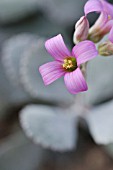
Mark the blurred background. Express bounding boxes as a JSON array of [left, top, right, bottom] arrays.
[[0, 0, 113, 170]]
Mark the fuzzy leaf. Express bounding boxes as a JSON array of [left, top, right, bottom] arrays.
[[0, 55, 29, 107], [20, 105, 78, 151], [2, 34, 38, 86], [0, 34, 37, 113], [85, 100, 113, 144]]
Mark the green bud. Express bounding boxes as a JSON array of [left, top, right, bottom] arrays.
[[88, 31, 103, 43], [98, 41, 113, 56]]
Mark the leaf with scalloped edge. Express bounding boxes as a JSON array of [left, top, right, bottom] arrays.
[[20, 105, 78, 151], [2, 34, 38, 86], [84, 100, 113, 144], [0, 34, 38, 115], [0, 34, 41, 119], [0, 54, 29, 110]]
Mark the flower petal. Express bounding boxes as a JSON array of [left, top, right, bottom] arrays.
[[39, 61, 65, 85], [101, 0, 113, 18], [64, 68, 88, 94], [92, 12, 108, 29], [45, 34, 71, 61], [84, 0, 103, 15], [100, 19, 113, 36], [101, 20, 113, 43], [72, 41, 98, 66], [84, 0, 113, 18]]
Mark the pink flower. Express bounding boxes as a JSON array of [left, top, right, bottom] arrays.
[[39, 34, 98, 94], [84, 0, 113, 43]]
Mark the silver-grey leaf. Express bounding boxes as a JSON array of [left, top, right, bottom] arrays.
[[84, 100, 113, 144], [20, 105, 78, 151], [2, 34, 38, 86]]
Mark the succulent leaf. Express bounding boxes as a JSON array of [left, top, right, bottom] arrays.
[[20, 104, 78, 151], [84, 100, 113, 144]]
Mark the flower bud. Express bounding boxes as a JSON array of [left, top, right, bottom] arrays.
[[98, 41, 113, 56], [88, 32, 102, 43], [73, 16, 89, 44]]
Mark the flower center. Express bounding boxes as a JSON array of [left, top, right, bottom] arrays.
[[63, 57, 77, 72]]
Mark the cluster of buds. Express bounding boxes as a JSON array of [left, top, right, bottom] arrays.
[[73, 0, 113, 56], [39, 0, 113, 95]]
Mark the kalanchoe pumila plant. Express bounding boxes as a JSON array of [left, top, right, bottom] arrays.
[[20, 0, 113, 153], [39, 34, 98, 94]]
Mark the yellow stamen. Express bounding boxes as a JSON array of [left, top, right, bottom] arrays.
[[63, 59, 73, 69]]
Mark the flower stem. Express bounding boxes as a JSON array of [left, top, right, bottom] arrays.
[[70, 63, 90, 117]]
